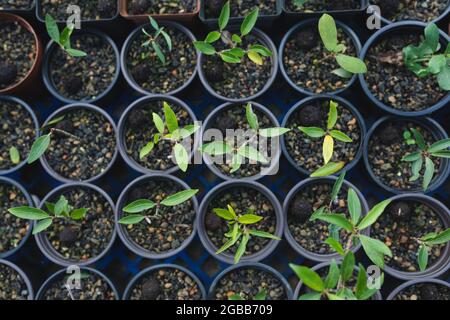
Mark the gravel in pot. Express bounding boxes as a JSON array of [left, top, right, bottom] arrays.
[[0, 259, 33, 300], [123, 264, 206, 300], [37, 267, 118, 300], [387, 279, 450, 300], [127, 0, 198, 14], [370, 0, 450, 23], [37, 0, 118, 21], [0, 0, 34, 10], [204, 0, 278, 19], [285, 0, 363, 12]]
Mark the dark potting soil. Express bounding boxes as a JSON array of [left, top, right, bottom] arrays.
[[0, 100, 36, 170], [205, 0, 277, 18], [127, 25, 196, 94], [393, 282, 450, 300], [128, 267, 202, 300], [0, 263, 30, 300], [364, 32, 445, 112], [288, 182, 354, 255], [202, 34, 272, 99], [121, 178, 196, 254], [43, 187, 115, 263], [213, 267, 287, 300], [0, 21, 36, 90], [205, 187, 277, 257], [48, 33, 117, 102], [207, 105, 275, 178], [284, 100, 361, 173], [286, 0, 361, 12], [39, 0, 117, 21], [371, 0, 449, 22], [127, 0, 198, 14], [124, 99, 195, 171], [283, 26, 357, 94], [367, 121, 441, 191], [44, 108, 116, 181], [0, 0, 33, 10], [371, 200, 447, 272], [0, 183, 29, 255], [39, 270, 117, 300]]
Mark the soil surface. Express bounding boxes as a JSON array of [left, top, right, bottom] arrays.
[[286, 0, 361, 11], [0, 0, 33, 10], [127, 0, 198, 14], [39, 0, 117, 21], [0, 263, 30, 300], [205, 0, 277, 18], [393, 282, 450, 300], [371, 0, 448, 22]]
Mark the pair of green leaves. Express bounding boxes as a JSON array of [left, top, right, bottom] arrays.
[[119, 189, 198, 225], [229, 290, 266, 301], [141, 17, 172, 65], [402, 129, 450, 191], [417, 229, 450, 271], [45, 14, 87, 57], [318, 14, 367, 78]]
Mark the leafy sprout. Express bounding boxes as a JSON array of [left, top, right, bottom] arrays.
[[403, 130, 416, 145], [9, 146, 20, 165], [213, 204, 281, 264], [141, 17, 172, 65], [229, 290, 266, 301], [401, 129, 450, 191], [292, 0, 309, 6], [118, 189, 198, 225], [45, 14, 87, 58], [298, 100, 352, 177], [318, 14, 367, 78], [416, 229, 450, 271], [403, 23, 450, 91], [8, 195, 89, 235], [193, 1, 272, 65]]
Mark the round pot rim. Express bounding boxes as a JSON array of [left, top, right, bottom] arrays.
[[207, 262, 293, 300], [197, 27, 278, 103], [38, 102, 119, 184], [283, 176, 370, 262], [115, 173, 199, 260], [197, 180, 284, 265], [116, 94, 200, 175], [0, 95, 40, 175], [36, 266, 120, 300], [278, 18, 362, 96], [386, 278, 450, 300], [362, 116, 450, 194], [34, 182, 117, 267], [377, 193, 450, 281], [120, 20, 198, 96], [0, 258, 34, 300], [280, 94, 367, 176], [201, 101, 282, 181], [122, 263, 206, 300], [358, 20, 450, 116], [42, 28, 121, 104]]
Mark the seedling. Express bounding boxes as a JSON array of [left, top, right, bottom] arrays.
[[138, 102, 200, 172], [45, 14, 87, 58], [403, 130, 416, 145], [193, 1, 273, 65], [402, 23, 450, 91], [200, 103, 290, 173], [8, 195, 88, 235], [401, 129, 450, 191], [118, 189, 198, 225], [9, 146, 20, 165], [416, 229, 450, 271], [229, 290, 266, 301], [318, 14, 367, 78], [298, 100, 352, 177], [213, 204, 281, 264], [292, 0, 309, 6], [141, 17, 172, 65]]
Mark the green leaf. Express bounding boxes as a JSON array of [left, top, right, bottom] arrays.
[[123, 199, 156, 213], [254, 290, 267, 301], [234, 232, 250, 264], [332, 68, 353, 78], [160, 30, 172, 51], [425, 229, 450, 245], [237, 145, 268, 164], [324, 237, 345, 256], [140, 142, 154, 159], [298, 127, 326, 138], [205, 31, 221, 43], [201, 141, 232, 156], [9, 147, 20, 164], [60, 26, 73, 49], [45, 14, 60, 44], [347, 188, 361, 225], [316, 214, 353, 232], [357, 199, 391, 230], [428, 138, 450, 153], [423, 157, 435, 191], [161, 189, 198, 206], [298, 293, 322, 300], [232, 34, 242, 43], [238, 214, 263, 225], [149, 16, 159, 30], [54, 196, 69, 216], [431, 151, 450, 158], [163, 102, 178, 133], [318, 13, 338, 52], [428, 55, 446, 74], [240, 7, 259, 36], [437, 64, 450, 91], [33, 218, 53, 234], [245, 103, 259, 130], [359, 235, 392, 268], [218, 1, 230, 31], [152, 113, 165, 134], [225, 47, 245, 58], [28, 134, 51, 164], [355, 264, 368, 299], [411, 128, 426, 151], [177, 125, 200, 140], [65, 48, 87, 57], [341, 251, 355, 282], [118, 214, 146, 225], [290, 264, 325, 292], [324, 260, 340, 289], [70, 208, 88, 220], [213, 208, 235, 221], [402, 151, 422, 162], [247, 51, 263, 65], [336, 54, 367, 74], [323, 135, 334, 165], [331, 171, 345, 202], [328, 100, 338, 130], [220, 51, 241, 63], [193, 41, 216, 55], [329, 130, 353, 143], [45, 202, 55, 214], [418, 245, 429, 272], [8, 207, 50, 220], [229, 294, 244, 301], [311, 161, 345, 177], [248, 44, 272, 57], [424, 23, 439, 52], [259, 127, 291, 137], [410, 157, 423, 182], [230, 154, 243, 173], [327, 293, 345, 300], [248, 229, 281, 240], [173, 143, 189, 172]]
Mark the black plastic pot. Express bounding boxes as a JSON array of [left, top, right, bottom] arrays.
[[202, 101, 282, 181], [283, 0, 368, 18], [208, 262, 293, 300], [117, 95, 200, 175], [199, 0, 283, 27], [39, 103, 119, 184], [42, 28, 120, 104], [0, 259, 34, 300], [293, 261, 383, 300], [34, 182, 117, 267], [120, 20, 198, 96], [363, 116, 449, 194], [281, 94, 366, 176], [197, 27, 278, 103], [279, 19, 362, 96], [358, 21, 450, 117], [36, 266, 119, 300], [115, 174, 199, 260], [198, 180, 283, 265], [386, 278, 450, 300], [122, 263, 206, 300], [0, 96, 39, 176], [376, 194, 450, 281], [283, 176, 370, 263]]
